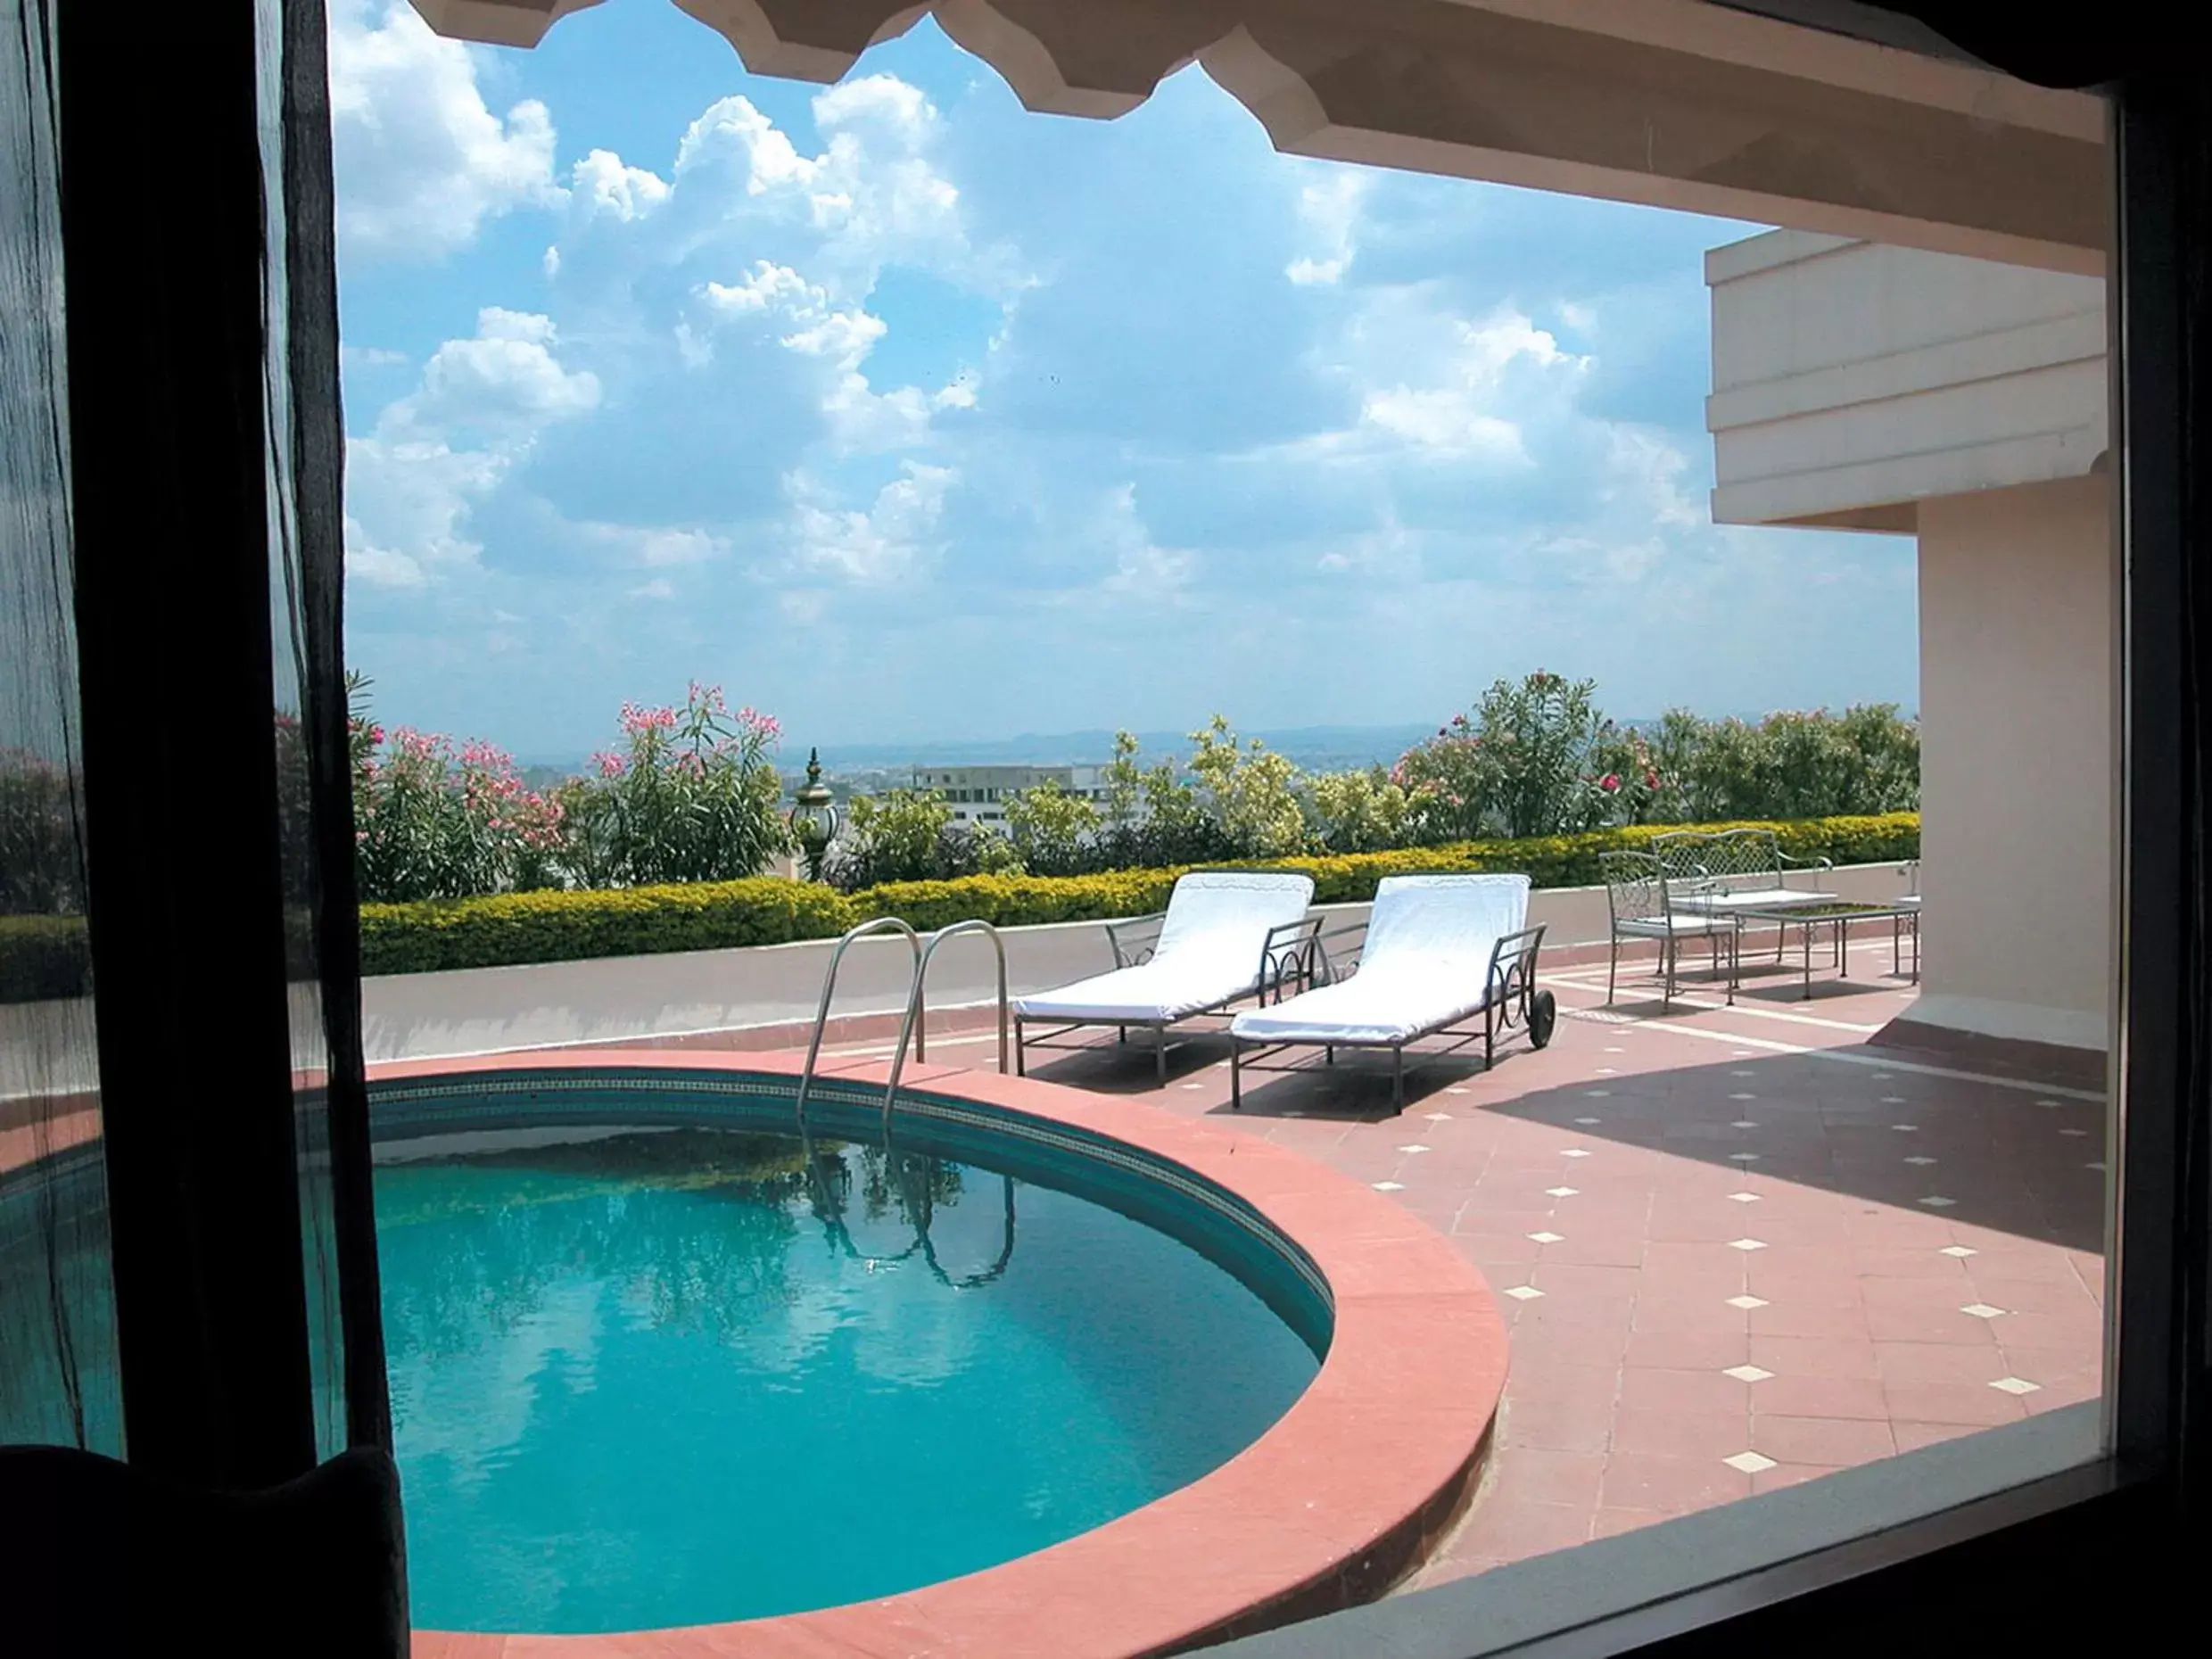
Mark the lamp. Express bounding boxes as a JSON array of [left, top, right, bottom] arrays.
[[788, 747, 839, 880]]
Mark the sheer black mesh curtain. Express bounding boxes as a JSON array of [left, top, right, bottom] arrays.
[[1, 1, 401, 1651]]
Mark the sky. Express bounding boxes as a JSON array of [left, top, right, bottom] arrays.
[[330, 0, 1919, 762]]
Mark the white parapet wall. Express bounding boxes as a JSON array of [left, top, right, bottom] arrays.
[[356, 865, 1914, 1065]]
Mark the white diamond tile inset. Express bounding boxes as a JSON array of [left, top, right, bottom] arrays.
[[1397, 1143, 1432, 1154], [1881, 1096, 1908, 1105], [1527, 1231, 1565, 1245], [1731, 1119, 1759, 1130], [1726, 1294, 1769, 1310], [1919, 1195, 1958, 1209], [1872, 1074, 1894, 1082], [1723, 1365, 1775, 1383], [1586, 1090, 1612, 1099], [2036, 1099, 2060, 1108], [1574, 1117, 1603, 1126], [2086, 1161, 2109, 1172], [1372, 1181, 1405, 1192], [1502, 1284, 1544, 1301], [1446, 1087, 1469, 1096], [1891, 1123, 1919, 1132], [2059, 1127, 2089, 1137], [1729, 1237, 1769, 1252], [1990, 1376, 2043, 1396], [1545, 1186, 1579, 1198], [1730, 1070, 1755, 1078], [1727, 1192, 1762, 1204], [1562, 1149, 1592, 1159], [1960, 1302, 2008, 1320], [1904, 1155, 1938, 1167], [1180, 1082, 1205, 1091], [1424, 1112, 1454, 1122], [1723, 1451, 1778, 1474], [1940, 1245, 1978, 1259], [1729, 1151, 1762, 1162], [1729, 1093, 1757, 1102]]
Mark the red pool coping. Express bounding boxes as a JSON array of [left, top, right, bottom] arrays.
[[377, 1047, 1508, 1659]]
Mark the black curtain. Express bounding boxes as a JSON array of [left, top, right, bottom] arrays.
[[1, 0, 402, 1649]]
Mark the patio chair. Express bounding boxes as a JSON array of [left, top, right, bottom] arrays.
[[1012, 871, 1320, 1085], [1226, 873, 1554, 1114], [1602, 848, 1738, 1009]]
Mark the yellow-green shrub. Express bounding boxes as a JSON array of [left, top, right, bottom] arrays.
[[358, 878, 857, 975], [352, 813, 1919, 975]]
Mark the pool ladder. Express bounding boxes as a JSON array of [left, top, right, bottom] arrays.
[[792, 916, 1010, 1131]]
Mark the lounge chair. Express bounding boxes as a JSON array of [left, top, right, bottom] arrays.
[[1012, 871, 1321, 1084], [1226, 873, 1554, 1114]]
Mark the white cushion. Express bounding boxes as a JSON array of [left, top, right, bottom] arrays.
[[1232, 874, 1530, 1046], [1013, 870, 1315, 1025]]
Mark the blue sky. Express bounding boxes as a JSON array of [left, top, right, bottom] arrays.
[[331, 0, 1917, 761]]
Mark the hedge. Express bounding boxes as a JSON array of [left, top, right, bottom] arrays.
[[344, 813, 1918, 978], [357, 878, 858, 976], [0, 915, 92, 1002], [1, 817, 1921, 992]]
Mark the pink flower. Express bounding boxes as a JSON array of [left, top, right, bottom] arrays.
[[594, 749, 627, 779], [1600, 773, 1621, 793], [1645, 769, 1660, 789]]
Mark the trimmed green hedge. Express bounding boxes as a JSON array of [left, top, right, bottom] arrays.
[[349, 813, 1918, 977], [0, 915, 92, 1002], [358, 878, 858, 976]]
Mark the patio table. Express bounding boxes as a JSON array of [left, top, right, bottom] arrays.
[[1733, 899, 1922, 999]]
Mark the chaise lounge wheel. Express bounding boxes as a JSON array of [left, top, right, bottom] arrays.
[[1528, 988, 1557, 1049]]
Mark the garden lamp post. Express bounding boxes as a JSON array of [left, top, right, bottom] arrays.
[[789, 748, 839, 881]]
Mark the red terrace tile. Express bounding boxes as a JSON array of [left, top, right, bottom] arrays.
[[1612, 1405, 1753, 1462], [1599, 1452, 1754, 1513], [401, 970, 2106, 1654], [1750, 1414, 1896, 1465], [1446, 1496, 1598, 1563], [1881, 1382, 2033, 1428], [1624, 1328, 1751, 1372], [1746, 1300, 1875, 1341], [1484, 1447, 1610, 1510], [1873, 1341, 2012, 1385], [1752, 1463, 1845, 1496], [1617, 1366, 1753, 1417], [1589, 1506, 1676, 1540], [1748, 1374, 1892, 1421], [1891, 1420, 1979, 1455]]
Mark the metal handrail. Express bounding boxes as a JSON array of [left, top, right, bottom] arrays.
[[794, 916, 924, 1127], [910, 919, 1011, 1079]]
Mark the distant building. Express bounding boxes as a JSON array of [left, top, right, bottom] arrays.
[[911, 763, 1113, 827]]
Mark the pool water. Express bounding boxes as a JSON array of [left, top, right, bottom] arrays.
[[376, 1126, 1321, 1632]]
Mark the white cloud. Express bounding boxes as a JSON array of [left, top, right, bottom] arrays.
[[327, 0, 562, 263], [343, 310, 598, 587], [1286, 169, 1368, 285], [788, 462, 955, 582], [570, 149, 671, 223]]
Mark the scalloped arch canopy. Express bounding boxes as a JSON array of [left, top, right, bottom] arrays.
[[409, 0, 2106, 274]]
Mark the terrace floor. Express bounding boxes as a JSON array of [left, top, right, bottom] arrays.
[[829, 936, 2108, 1589]]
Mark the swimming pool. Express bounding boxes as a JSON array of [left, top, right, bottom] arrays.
[[0, 1053, 1505, 1655], [371, 1066, 1332, 1633]]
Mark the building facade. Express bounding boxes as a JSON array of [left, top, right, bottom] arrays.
[[1707, 231, 2112, 1055], [911, 764, 1115, 827]]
